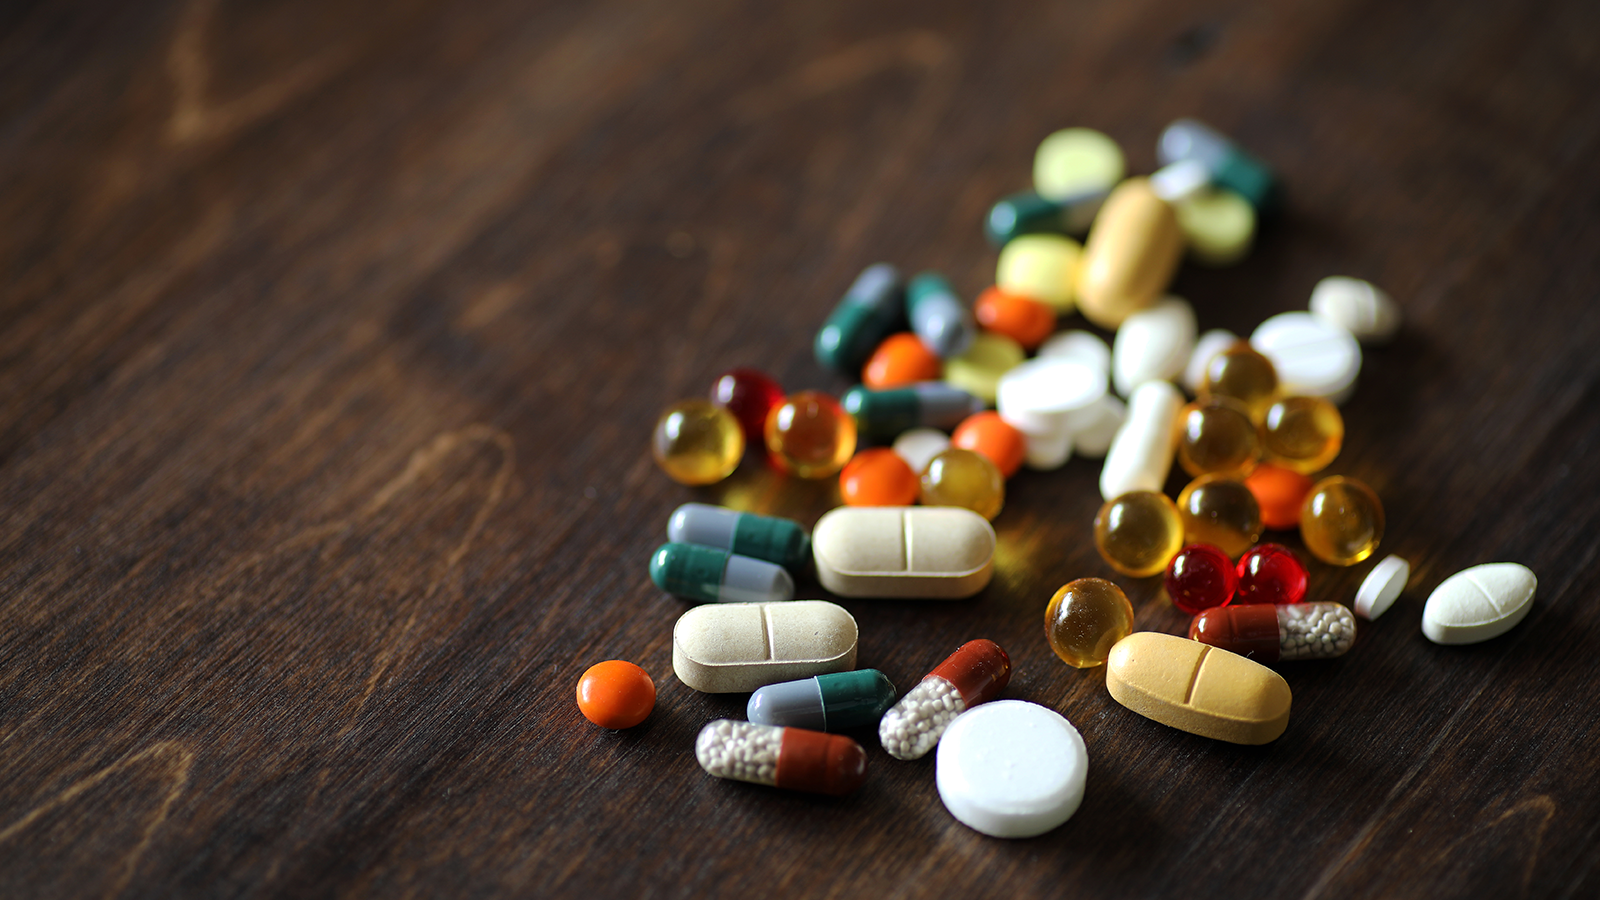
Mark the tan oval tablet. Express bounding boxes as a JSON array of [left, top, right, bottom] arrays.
[[673, 600, 857, 693], [812, 506, 995, 599], [1106, 632, 1291, 744], [1076, 178, 1184, 329]]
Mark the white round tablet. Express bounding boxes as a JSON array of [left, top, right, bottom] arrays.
[[893, 427, 952, 475], [1309, 276, 1401, 344], [1036, 329, 1111, 374], [936, 700, 1088, 839], [996, 357, 1108, 435], [1354, 555, 1410, 620], [1184, 329, 1239, 394], [1251, 312, 1362, 405]]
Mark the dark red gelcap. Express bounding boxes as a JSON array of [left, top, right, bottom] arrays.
[[925, 639, 1011, 706], [1189, 605, 1281, 663], [775, 727, 868, 796]]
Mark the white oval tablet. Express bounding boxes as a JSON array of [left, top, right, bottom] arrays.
[[936, 700, 1088, 839], [1111, 296, 1196, 397], [1310, 276, 1400, 344], [1099, 380, 1182, 500], [673, 601, 858, 693], [1068, 394, 1126, 459], [1251, 312, 1362, 405], [1036, 329, 1111, 374], [1184, 329, 1238, 395], [1018, 421, 1073, 471], [1355, 555, 1410, 620], [1422, 562, 1537, 645], [892, 427, 951, 475], [812, 506, 995, 599], [996, 357, 1107, 436]]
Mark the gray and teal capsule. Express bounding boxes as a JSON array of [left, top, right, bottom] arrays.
[[667, 503, 811, 575], [984, 189, 1107, 247], [906, 272, 976, 358], [842, 383, 985, 442], [1157, 119, 1277, 211], [747, 669, 898, 731], [815, 263, 907, 376], [649, 543, 794, 604]]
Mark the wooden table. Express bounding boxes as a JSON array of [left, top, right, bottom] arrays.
[[4, 1, 1598, 896]]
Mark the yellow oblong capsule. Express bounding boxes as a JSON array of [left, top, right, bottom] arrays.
[[1105, 632, 1291, 744], [1076, 178, 1184, 329]]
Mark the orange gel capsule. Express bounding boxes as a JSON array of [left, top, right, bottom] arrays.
[[863, 333, 943, 389], [840, 448, 920, 506], [1245, 463, 1315, 530], [973, 287, 1056, 350]]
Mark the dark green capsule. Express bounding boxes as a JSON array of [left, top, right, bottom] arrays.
[[815, 263, 906, 376], [1158, 119, 1278, 211], [746, 669, 898, 731], [986, 190, 1107, 246], [843, 384, 986, 442], [649, 542, 794, 604], [667, 502, 811, 574]]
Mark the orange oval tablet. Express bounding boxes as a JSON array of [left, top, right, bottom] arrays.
[[974, 287, 1056, 351], [576, 660, 657, 729], [863, 333, 943, 389], [840, 448, 920, 506], [951, 412, 1026, 478], [1244, 463, 1314, 530]]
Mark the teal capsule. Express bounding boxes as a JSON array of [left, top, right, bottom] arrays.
[[842, 383, 985, 442], [667, 503, 811, 575], [747, 669, 898, 731], [815, 263, 907, 376], [984, 189, 1106, 246], [1157, 119, 1277, 211], [649, 543, 794, 604], [906, 272, 975, 358]]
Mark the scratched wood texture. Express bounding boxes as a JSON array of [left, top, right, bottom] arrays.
[[2, 0, 1599, 897]]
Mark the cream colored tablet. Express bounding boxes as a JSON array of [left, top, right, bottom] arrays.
[[1111, 296, 1197, 397], [1034, 127, 1125, 201], [1309, 276, 1401, 344], [812, 506, 995, 599], [1174, 187, 1256, 266], [1422, 562, 1537, 645], [1106, 632, 1291, 744], [1076, 178, 1184, 329], [673, 601, 858, 693], [1099, 380, 1182, 500], [996, 234, 1081, 312], [1354, 555, 1410, 620], [1184, 329, 1238, 394]]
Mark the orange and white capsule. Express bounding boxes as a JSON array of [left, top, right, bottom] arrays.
[[1189, 602, 1356, 663], [695, 720, 867, 796], [878, 639, 1011, 760]]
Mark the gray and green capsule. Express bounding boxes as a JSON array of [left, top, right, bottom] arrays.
[[842, 383, 985, 442], [906, 272, 975, 359], [667, 503, 811, 575], [747, 669, 898, 731], [984, 189, 1106, 246], [1157, 119, 1277, 211], [649, 543, 794, 604], [815, 263, 906, 376]]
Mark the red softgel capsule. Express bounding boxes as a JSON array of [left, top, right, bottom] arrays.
[[1235, 543, 1308, 605], [711, 368, 786, 443], [1164, 544, 1237, 614]]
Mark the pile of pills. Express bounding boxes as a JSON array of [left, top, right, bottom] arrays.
[[600, 120, 1538, 839]]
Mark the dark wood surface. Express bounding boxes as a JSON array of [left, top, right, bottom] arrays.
[[3, 0, 1599, 896]]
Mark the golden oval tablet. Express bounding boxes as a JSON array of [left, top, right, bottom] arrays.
[[1076, 178, 1183, 329], [812, 506, 995, 599], [1105, 632, 1291, 744], [673, 601, 857, 693]]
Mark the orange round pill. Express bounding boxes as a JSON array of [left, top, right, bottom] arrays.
[[862, 332, 943, 389], [973, 286, 1056, 350], [1245, 463, 1315, 530], [839, 448, 920, 506], [951, 411, 1026, 478], [576, 660, 656, 729]]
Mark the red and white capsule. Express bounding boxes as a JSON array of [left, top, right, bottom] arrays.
[[1189, 602, 1356, 662], [878, 639, 1011, 760], [695, 720, 867, 796]]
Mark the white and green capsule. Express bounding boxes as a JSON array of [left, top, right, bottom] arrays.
[[747, 669, 898, 732], [985, 189, 1106, 246], [649, 542, 794, 604], [815, 264, 906, 376], [842, 383, 985, 443], [906, 272, 976, 359], [1157, 119, 1277, 211], [667, 503, 811, 575]]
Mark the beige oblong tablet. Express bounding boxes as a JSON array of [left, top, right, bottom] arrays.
[[673, 601, 857, 693], [1076, 178, 1184, 329], [812, 506, 995, 599], [1106, 632, 1291, 744]]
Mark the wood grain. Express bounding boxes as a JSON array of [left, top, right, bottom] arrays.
[[3, 0, 1599, 897]]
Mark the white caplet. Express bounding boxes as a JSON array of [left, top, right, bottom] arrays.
[[1112, 297, 1197, 397], [1251, 312, 1362, 406], [893, 427, 951, 475], [996, 357, 1107, 436], [1069, 395, 1127, 459], [1184, 329, 1239, 395], [1036, 329, 1111, 374], [936, 700, 1088, 839], [1354, 555, 1410, 620], [1422, 563, 1537, 645], [1310, 276, 1401, 344], [1099, 380, 1183, 500]]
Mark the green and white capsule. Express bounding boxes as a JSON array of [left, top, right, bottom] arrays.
[[649, 543, 794, 604], [747, 669, 898, 732], [667, 503, 811, 575], [1157, 119, 1277, 211], [985, 189, 1106, 246], [906, 272, 976, 358], [815, 263, 906, 376], [843, 383, 985, 443]]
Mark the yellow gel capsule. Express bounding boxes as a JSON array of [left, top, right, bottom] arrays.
[[944, 332, 1025, 404], [652, 399, 744, 485], [1044, 577, 1134, 668], [1076, 178, 1184, 329], [1300, 476, 1384, 565], [920, 448, 1004, 521], [1177, 397, 1261, 479], [996, 234, 1081, 312], [1262, 396, 1343, 474], [1034, 128, 1125, 200], [1177, 475, 1263, 559], [1174, 187, 1256, 266], [1093, 491, 1184, 577], [1201, 342, 1280, 423]]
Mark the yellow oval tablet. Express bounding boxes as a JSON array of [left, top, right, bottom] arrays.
[[673, 601, 858, 693], [1105, 632, 1291, 744], [1174, 187, 1256, 267], [812, 506, 995, 599], [1076, 178, 1184, 329]]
